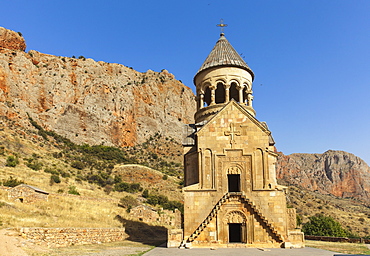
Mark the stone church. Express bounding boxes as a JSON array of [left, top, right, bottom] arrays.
[[178, 32, 304, 248]]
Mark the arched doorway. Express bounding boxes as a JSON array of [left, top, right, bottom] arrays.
[[225, 211, 246, 243]]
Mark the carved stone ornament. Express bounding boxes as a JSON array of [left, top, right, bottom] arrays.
[[227, 166, 242, 174], [225, 211, 246, 224]]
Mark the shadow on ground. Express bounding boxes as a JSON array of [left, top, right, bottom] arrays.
[[115, 215, 167, 247]]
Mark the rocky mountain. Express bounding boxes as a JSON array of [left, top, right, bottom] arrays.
[[277, 150, 370, 204], [0, 27, 196, 147], [2, 26, 370, 208]]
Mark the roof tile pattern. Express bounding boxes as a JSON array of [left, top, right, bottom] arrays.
[[195, 34, 254, 80]]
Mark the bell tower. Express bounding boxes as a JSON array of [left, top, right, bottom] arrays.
[[194, 32, 255, 124], [178, 31, 304, 249]]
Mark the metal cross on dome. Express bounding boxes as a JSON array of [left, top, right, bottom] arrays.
[[217, 19, 228, 35]]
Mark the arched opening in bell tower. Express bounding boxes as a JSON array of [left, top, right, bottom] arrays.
[[229, 82, 239, 102], [204, 86, 211, 106], [215, 82, 225, 104]]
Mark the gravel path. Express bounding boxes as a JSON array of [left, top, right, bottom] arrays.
[[78, 246, 151, 256], [144, 246, 337, 256]]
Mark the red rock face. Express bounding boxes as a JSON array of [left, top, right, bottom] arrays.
[[0, 27, 26, 51], [0, 27, 196, 147], [277, 150, 370, 204]]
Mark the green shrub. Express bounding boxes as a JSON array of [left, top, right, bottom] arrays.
[[2, 176, 23, 187], [302, 214, 352, 237], [142, 189, 149, 198], [26, 160, 43, 171], [44, 168, 59, 175], [71, 161, 84, 170], [296, 214, 303, 226], [114, 182, 143, 193], [114, 182, 129, 192], [50, 175, 61, 184], [5, 155, 19, 167], [146, 193, 183, 213], [118, 195, 138, 209], [68, 186, 80, 195]]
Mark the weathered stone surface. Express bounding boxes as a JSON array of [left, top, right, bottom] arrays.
[[0, 27, 196, 147], [0, 27, 26, 51], [181, 34, 303, 248], [277, 150, 370, 203], [18, 227, 127, 248]]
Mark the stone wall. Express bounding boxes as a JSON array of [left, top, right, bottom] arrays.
[[305, 235, 370, 244], [129, 205, 182, 229], [17, 227, 127, 248]]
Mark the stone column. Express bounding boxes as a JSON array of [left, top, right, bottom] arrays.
[[210, 85, 216, 105], [199, 93, 204, 109], [246, 93, 254, 107], [224, 84, 230, 103], [237, 85, 245, 103]]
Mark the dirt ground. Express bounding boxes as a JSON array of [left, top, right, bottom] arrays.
[[0, 229, 153, 256], [0, 229, 33, 256]]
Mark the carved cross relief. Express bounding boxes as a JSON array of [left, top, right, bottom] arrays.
[[224, 123, 241, 148]]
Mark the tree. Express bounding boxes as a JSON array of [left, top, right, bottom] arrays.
[[118, 195, 138, 209], [302, 214, 352, 237]]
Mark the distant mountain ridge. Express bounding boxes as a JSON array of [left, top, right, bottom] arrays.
[[0, 27, 196, 147], [277, 150, 370, 204]]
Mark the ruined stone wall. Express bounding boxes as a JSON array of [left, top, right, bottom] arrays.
[[8, 186, 48, 203], [18, 227, 127, 248], [305, 235, 370, 244]]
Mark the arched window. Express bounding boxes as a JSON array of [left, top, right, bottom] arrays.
[[230, 82, 239, 102], [204, 86, 211, 106], [215, 82, 225, 104]]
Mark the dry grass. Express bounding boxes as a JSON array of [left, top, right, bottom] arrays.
[[306, 240, 370, 255], [23, 240, 154, 256], [0, 122, 149, 228], [286, 185, 370, 237], [0, 187, 131, 228]]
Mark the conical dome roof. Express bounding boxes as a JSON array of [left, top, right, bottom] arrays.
[[194, 34, 254, 81]]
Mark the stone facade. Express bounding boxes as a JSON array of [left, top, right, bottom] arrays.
[[8, 184, 49, 203], [179, 33, 304, 248]]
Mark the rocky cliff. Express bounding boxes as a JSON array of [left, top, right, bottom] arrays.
[[2, 27, 370, 206], [277, 150, 370, 203], [0, 27, 196, 147]]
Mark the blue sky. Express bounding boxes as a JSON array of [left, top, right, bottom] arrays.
[[2, 1, 370, 164]]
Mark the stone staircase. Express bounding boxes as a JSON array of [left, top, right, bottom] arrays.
[[237, 192, 283, 242], [180, 192, 283, 247]]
